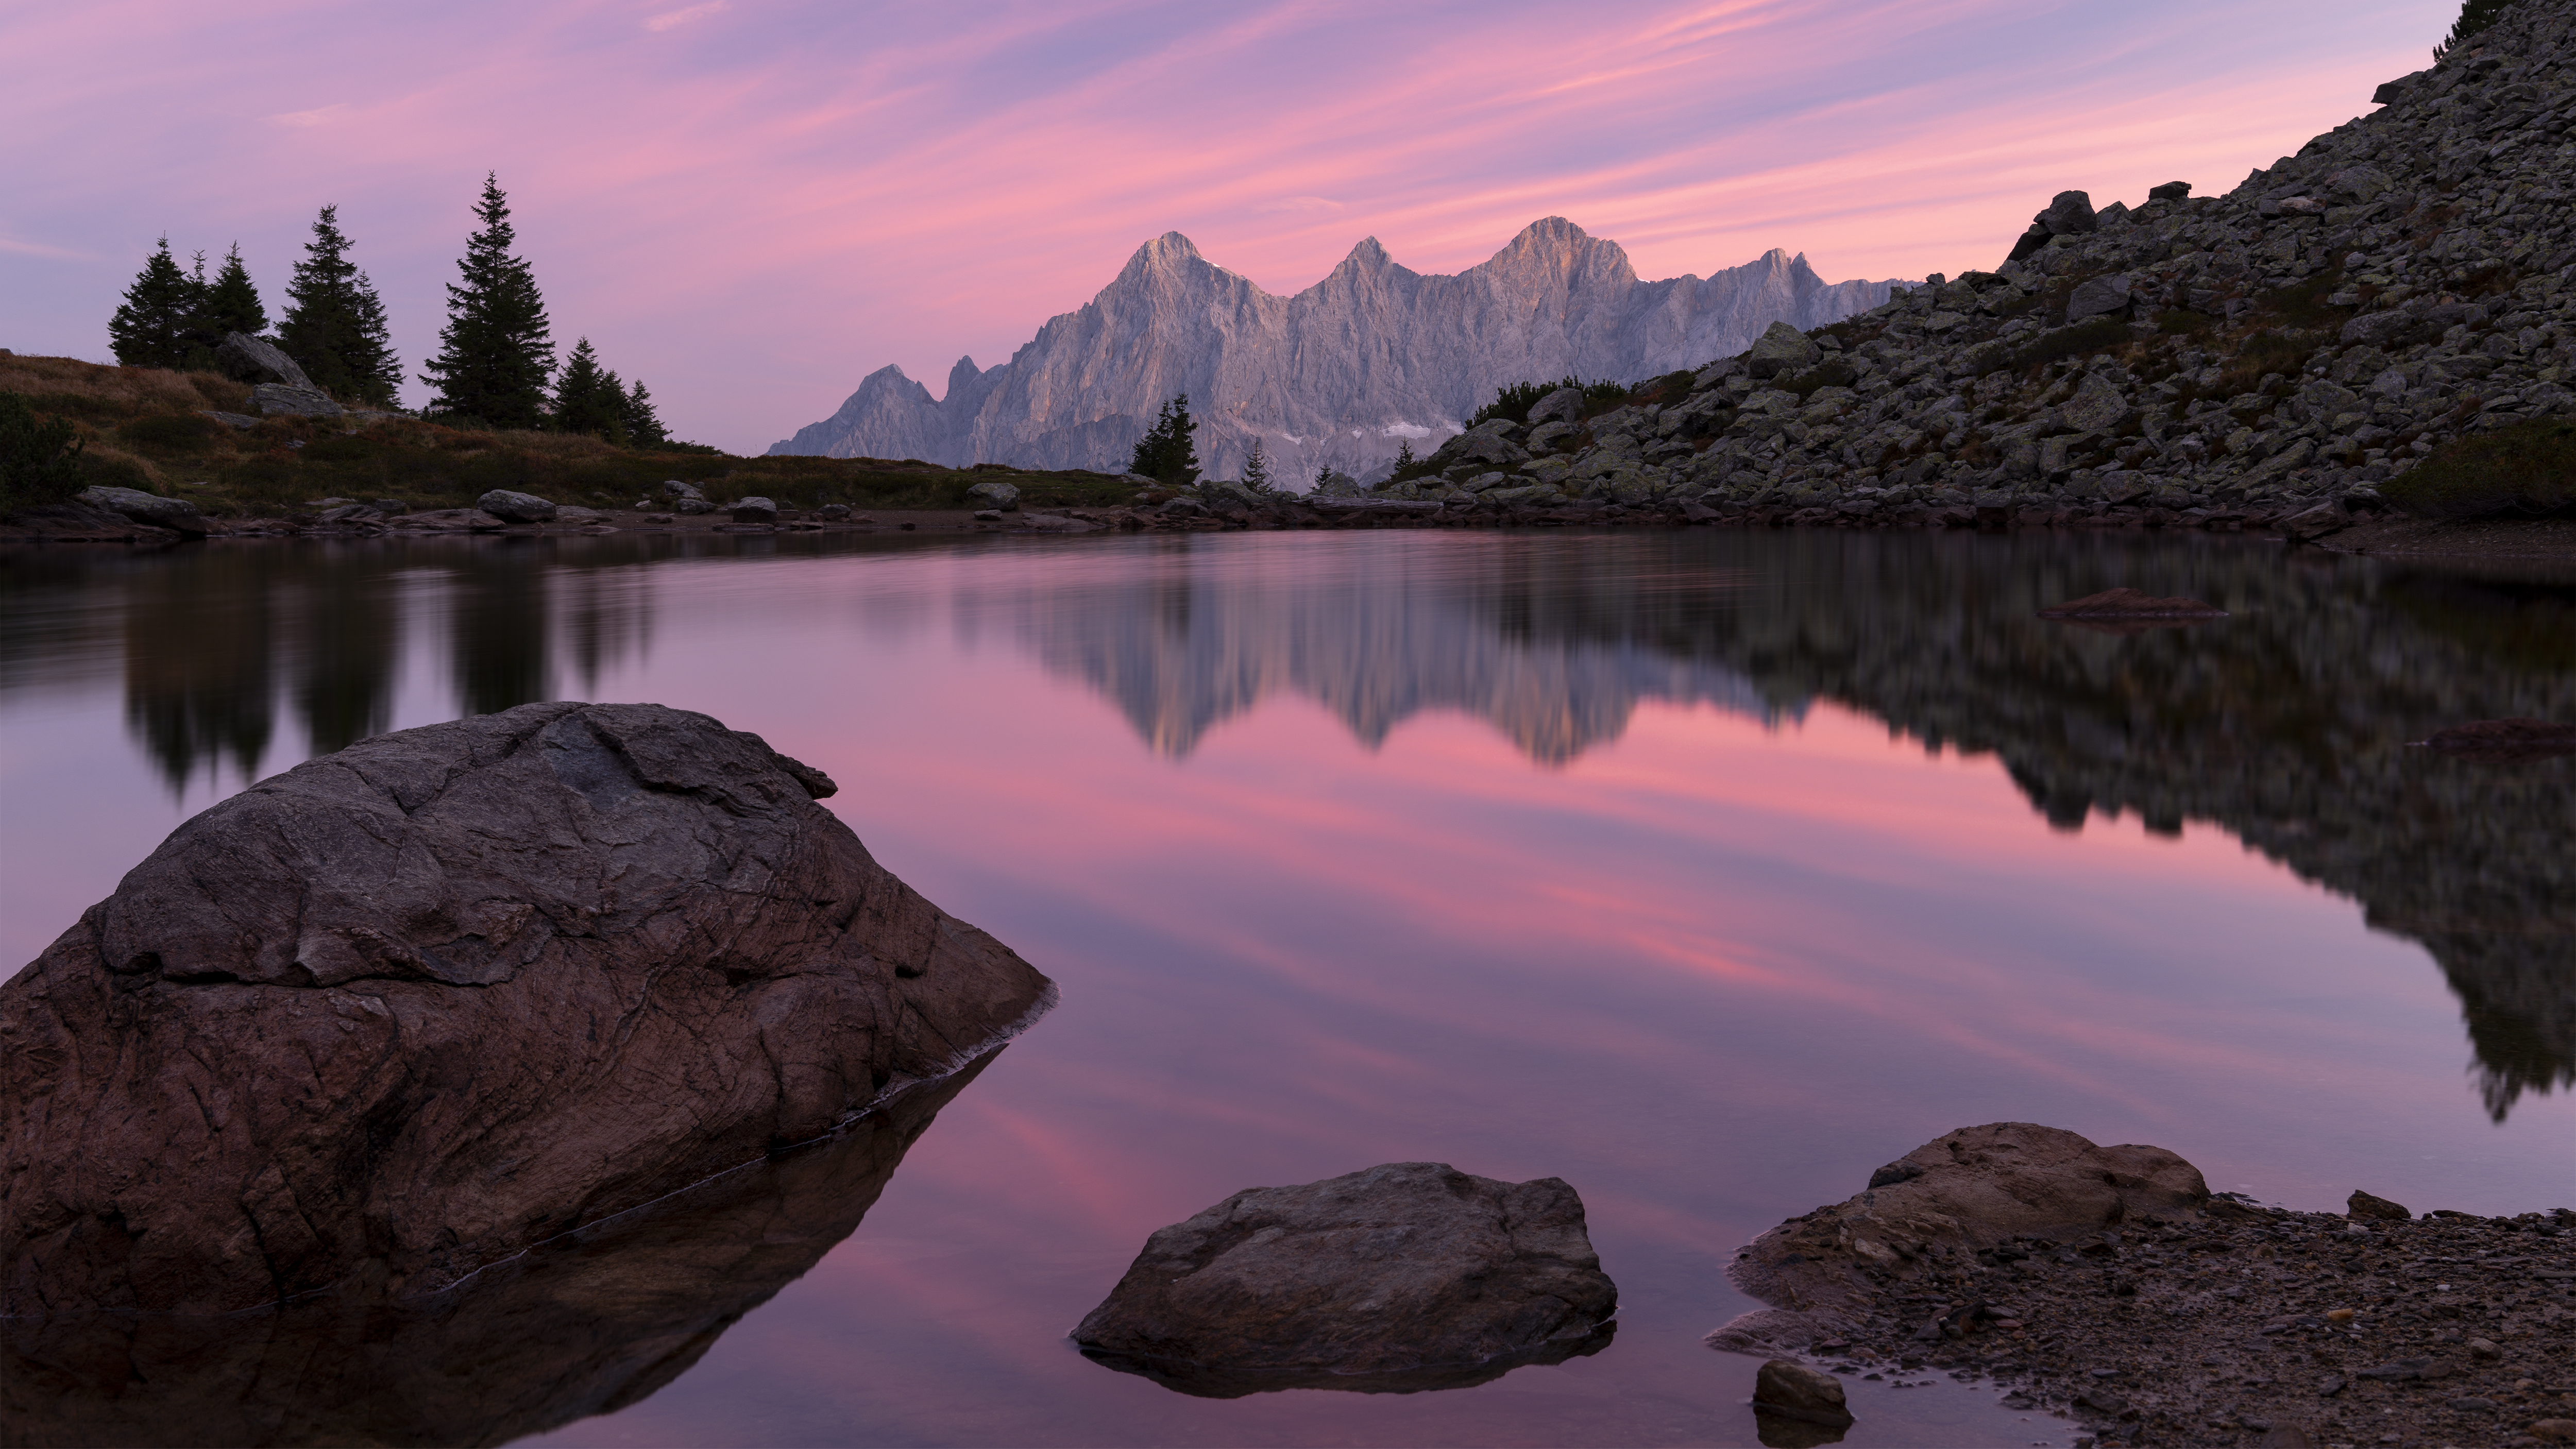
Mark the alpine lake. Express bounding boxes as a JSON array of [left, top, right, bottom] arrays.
[[2, 525, 2568, 1447]]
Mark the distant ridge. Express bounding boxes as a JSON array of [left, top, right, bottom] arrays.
[[770, 219, 1905, 481]]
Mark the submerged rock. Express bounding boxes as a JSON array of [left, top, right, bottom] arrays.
[[2037, 587, 2227, 620], [0, 702, 1055, 1314], [2417, 718, 2576, 763], [1072, 1162, 1616, 1396]]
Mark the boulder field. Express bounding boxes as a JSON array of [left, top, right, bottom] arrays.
[[0, 702, 1055, 1314], [1350, 0, 2576, 535]]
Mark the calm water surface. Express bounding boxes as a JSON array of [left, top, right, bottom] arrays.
[[2, 529, 2569, 1447]]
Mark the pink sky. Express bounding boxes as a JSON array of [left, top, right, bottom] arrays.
[[6, 0, 2453, 452]]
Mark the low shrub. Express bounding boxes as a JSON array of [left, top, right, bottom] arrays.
[[1468, 376, 1628, 427], [120, 413, 225, 449], [2382, 417, 2576, 518], [1, 392, 88, 514]]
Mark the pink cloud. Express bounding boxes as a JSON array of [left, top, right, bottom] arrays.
[[3, 0, 2453, 451]]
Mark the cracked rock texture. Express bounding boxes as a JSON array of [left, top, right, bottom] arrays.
[[1072, 1162, 1618, 1396], [0, 701, 1055, 1314]]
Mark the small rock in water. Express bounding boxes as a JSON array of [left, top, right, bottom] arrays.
[[1072, 1162, 1616, 1396], [1754, 1358, 1855, 1426]]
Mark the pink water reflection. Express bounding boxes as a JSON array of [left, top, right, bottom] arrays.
[[3, 530, 2564, 1446]]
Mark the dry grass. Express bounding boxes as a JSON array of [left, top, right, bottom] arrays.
[[0, 352, 1138, 517]]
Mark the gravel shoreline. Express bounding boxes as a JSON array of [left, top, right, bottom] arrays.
[[1713, 1128, 2574, 1449]]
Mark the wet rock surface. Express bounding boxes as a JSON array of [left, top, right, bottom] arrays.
[[1711, 1124, 2576, 1448], [0, 701, 1056, 1314], [1072, 1162, 1617, 1397]]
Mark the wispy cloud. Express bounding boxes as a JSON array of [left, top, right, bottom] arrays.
[[0, 0, 2451, 451], [645, 1, 727, 32], [267, 103, 348, 128]]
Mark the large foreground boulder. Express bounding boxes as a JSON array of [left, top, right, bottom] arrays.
[[0, 702, 1055, 1314], [1072, 1162, 1617, 1396]]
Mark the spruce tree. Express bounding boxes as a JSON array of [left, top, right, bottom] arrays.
[[622, 378, 670, 447], [201, 245, 267, 339], [1392, 439, 1417, 475], [1242, 437, 1272, 491], [108, 237, 202, 369], [281, 206, 402, 405], [421, 175, 554, 427], [550, 337, 627, 441], [1128, 393, 1200, 486]]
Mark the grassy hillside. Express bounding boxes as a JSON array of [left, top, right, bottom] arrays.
[[0, 353, 1138, 517]]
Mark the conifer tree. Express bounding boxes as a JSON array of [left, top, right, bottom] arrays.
[[421, 175, 554, 427], [201, 245, 267, 340], [549, 337, 628, 441], [2433, 0, 2509, 59], [622, 378, 670, 447], [1392, 439, 1417, 475], [1128, 393, 1200, 486], [1242, 437, 1272, 491], [281, 206, 402, 405], [108, 237, 203, 369]]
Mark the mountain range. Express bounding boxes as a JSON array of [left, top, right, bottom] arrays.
[[768, 218, 1904, 482]]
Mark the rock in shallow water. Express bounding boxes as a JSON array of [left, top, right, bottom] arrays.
[[1072, 1162, 1617, 1396], [0, 701, 1055, 1314]]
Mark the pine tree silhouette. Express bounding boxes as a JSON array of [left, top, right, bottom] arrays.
[[550, 337, 628, 440], [281, 206, 402, 405], [622, 378, 670, 447], [421, 175, 554, 426], [108, 237, 202, 368], [201, 245, 267, 340], [1128, 393, 1200, 486]]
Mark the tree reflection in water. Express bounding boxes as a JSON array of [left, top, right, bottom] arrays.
[[6, 527, 2566, 1121]]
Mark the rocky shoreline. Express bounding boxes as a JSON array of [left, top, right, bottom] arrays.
[[12, 484, 2575, 572], [1712, 1126, 2576, 1449]]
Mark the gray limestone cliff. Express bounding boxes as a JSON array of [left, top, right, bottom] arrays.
[[769, 219, 1902, 481]]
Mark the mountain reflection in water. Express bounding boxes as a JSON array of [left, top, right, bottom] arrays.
[[1, 529, 2566, 1128]]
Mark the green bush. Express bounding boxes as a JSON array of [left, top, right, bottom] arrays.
[[1, 392, 88, 514], [2383, 417, 2576, 518]]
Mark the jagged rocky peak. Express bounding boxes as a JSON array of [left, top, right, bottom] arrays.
[[770, 218, 1905, 482]]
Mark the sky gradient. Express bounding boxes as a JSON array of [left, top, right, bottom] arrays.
[[6, 0, 2456, 453]]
